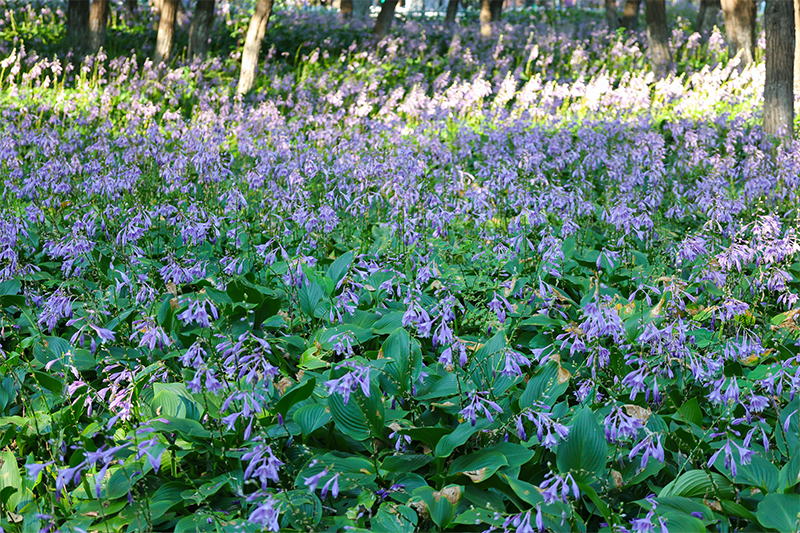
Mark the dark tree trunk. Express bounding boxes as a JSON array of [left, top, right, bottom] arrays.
[[480, 0, 492, 36], [341, 0, 353, 19], [645, 0, 671, 78], [67, 0, 91, 46], [372, 0, 398, 41], [696, 0, 721, 41], [189, 0, 214, 58], [764, 0, 795, 136], [88, 0, 110, 54], [606, 0, 620, 29], [127, 0, 139, 19], [153, 0, 178, 64], [720, 0, 756, 64], [794, 0, 800, 91], [445, 0, 459, 22], [620, 0, 640, 29], [490, 0, 503, 20], [237, 0, 274, 93]]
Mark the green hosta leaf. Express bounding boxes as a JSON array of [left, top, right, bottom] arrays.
[[659, 470, 734, 499], [660, 512, 706, 533], [294, 404, 331, 437], [381, 454, 433, 473], [415, 486, 460, 529], [756, 493, 800, 532], [556, 408, 607, 481], [296, 453, 376, 493], [275, 377, 316, 419], [328, 389, 370, 441], [150, 382, 202, 420], [174, 515, 216, 533], [503, 475, 544, 507], [521, 361, 568, 407], [778, 453, 800, 493], [372, 503, 417, 533], [299, 282, 325, 317], [105, 463, 145, 500], [0, 451, 23, 511], [326, 251, 354, 288], [435, 418, 492, 458], [382, 327, 413, 394], [448, 451, 508, 483], [713, 453, 779, 493]]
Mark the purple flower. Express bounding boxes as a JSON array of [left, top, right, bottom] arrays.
[[459, 390, 502, 426], [248, 495, 281, 532], [320, 473, 340, 499], [488, 293, 513, 324], [629, 434, 665, 470], [325, 363, 370, 405]]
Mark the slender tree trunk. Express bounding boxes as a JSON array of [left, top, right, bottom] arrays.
[[189, 0, 214, 58], [237, 0, 274, 94], [620, 0, 640, 29], [764, 0, 795, 136], [445, 0, 459, 22], [127, 0, 139, 16], [341, 0, 354, 19], [67, 0, 91, 46], [490, 0, 503, 20], [480, 0, 492, 36], [153, 0, 178, 64], [372, 0, 398, 40], [645, 0, 671, 78], [794, 0, 800, 91], [88, 0, 110, 54], [720, 0, 756, 64], [606, 0, 620, 29], [696, 0, 721, 40]]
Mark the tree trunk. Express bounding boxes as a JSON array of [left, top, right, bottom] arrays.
[[606, 0, 620, 29], [720, 0, 756, 64], [490, 0, 503, 20], [445, 0, 459, 22], [189, 0, 214, 58], [480, 0, 492, 36], [341, 0, 354, 19], [237, 0, 274, 94], [794, 0, 800, 92], [153, 0, 178, 64], [372, 0, 398, 41], [764, 0, 795, 136], [696, 0, 721, 40], [88, 0, 110, 54], [67, 0, 91, 46], [620, 0, 640, 29], [645, 0, 671, 78], [127, 0, 139, 18]]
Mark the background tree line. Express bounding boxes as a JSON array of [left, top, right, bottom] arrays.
[[62, 0, 796, 135]]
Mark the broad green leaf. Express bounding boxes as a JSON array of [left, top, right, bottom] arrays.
[[778, 453, 800, 493], [381, 454, 433, 473], [556, 408, 607, 481], [416, 485, 459, 529], [299, 282, 325, 317], [294, 404, 332, 437], [372, 503, 417, 533], [756, 493, 800, 532], [448, 451, 508, 483], [0, 451, 23, 511], [435, 418, 491, 458], [275, 377, 316, 418], [326, 251, 354, 288], [660, 512, 706, 533], [659, 470, 734, 499], [521, 362, 568, 407]]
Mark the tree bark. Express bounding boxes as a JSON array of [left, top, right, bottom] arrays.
[[696, 0, 721, 40], [127, 0, 139, 17], [189, 0, 214, 58], [764, 0, 795, 136], [153, 0, 178, 64], [720, 0, 756, 64], [620, 0, 640, 29], [372, 0, 398, 41], [480, 0, 492, 36], [88, 0, 110, 54], [794, 0, 800, 92], [237, 0, 274, 94], [490, 0, 503, 20], [606, 0, 620, 30], [445, 0, 459, 22], [645, 0, 671, 78], [341, 0, 354, 19], [67, 0, 91, 46]]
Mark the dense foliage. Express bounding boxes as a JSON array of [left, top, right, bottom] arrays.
[[0, 2, 798, 532]]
